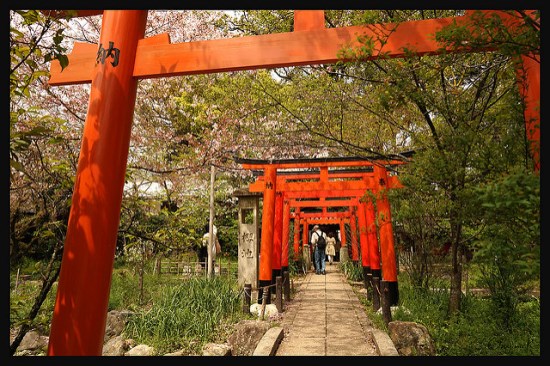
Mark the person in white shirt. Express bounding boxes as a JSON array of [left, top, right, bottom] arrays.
[[201, 224, 221, 267], [310, 225, 327, 275]]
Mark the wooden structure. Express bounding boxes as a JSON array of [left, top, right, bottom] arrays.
[[238, 156, 404, 307], [43, 10, 539, 355]]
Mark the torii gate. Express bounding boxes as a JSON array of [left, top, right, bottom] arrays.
[[258, 165, 386, 261], [44, 10, 539, 355], [239, 157, 404, 306], [284, 176, 401, 308]]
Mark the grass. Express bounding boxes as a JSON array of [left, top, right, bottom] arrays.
[[10, 257, 255, 355], [349, 261, 540, 356], [123, 275, 253, 355], [12, 256, 539, 356]]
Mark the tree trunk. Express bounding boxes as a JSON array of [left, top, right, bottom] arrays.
[[448, 219, 463, 314], [208, 165, 216, 279], [10, 257, 61, 355], [139, 241, 145, 305]]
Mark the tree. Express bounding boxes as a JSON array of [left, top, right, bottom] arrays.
[[10, 9, 77, 354], [218, 10, 539, 316], [343, 10, 539, 314], [472, 167, 539, 327]]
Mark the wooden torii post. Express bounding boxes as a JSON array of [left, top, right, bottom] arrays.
[[44, 9, 539, 355]]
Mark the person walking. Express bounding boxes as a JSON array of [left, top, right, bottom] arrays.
[[201, 224, 221, 271], [325, 231, 337, 265], [309, 227, 317, 273], [311, 225, 327, 275]]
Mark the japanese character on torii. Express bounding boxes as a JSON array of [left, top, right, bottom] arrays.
[[42, 10, 539, 355]]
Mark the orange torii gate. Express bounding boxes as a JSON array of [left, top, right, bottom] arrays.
[[239, 157, 404, 306], [43, 10, 539, 355], [290, 204, 355, 256], [271, 167, 385, 267], [287, 194, 392, 308]]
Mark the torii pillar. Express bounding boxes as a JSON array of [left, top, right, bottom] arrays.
[[357, 200, 372, 296], [339, 219, 348, 262], [366, 199, 381, 306], [350, 207, 359, 262], [281, 198, 291, 269], [47, 11, 148, 356], [258, 166, 277, 304], [293, 212, 301, 260], [374, 165, 399, 306], [271, 191, 284, 284], [302, 218, 311, 269]]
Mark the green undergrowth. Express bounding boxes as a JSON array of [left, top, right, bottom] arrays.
[[353, 270, 540, 356], [123, 275, 253, 355]]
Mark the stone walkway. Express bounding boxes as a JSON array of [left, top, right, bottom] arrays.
[[274, 263, 397, 356]]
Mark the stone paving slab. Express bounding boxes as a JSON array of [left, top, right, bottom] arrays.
[[274, 264, 392, 356]]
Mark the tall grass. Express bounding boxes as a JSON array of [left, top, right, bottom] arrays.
[[361, 279, 540, 356], [122, 275, 252, 355]]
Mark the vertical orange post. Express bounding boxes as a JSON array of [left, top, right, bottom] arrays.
[[358, 200, 373, 292], [281, 198, 291, 267], [47, 10, 148, 355], [374, 165, 398, 305], [258, 166, 276, 302], [302, 220, 311, 266], [366, 200, 380, 272], [302, 220, 309, 248], [350, 208, 359, 261], [272, 191, 283, 281], [339, 220, 347, 248], [357, 201, 370, 267], [293, 214, 300, 260], [516, 54, 540, 171], [294, 10, 325, 31]]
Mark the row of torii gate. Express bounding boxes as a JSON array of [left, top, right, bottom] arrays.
[[235, 156, 405, 308], [41, 9, 538, 355]]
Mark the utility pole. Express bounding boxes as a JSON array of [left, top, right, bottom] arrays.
[[208, 165, 216, 279]]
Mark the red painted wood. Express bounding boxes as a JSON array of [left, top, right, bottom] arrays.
[[293, 215, 301, 260], [340, 221, 347, 248], [516, 54, 540, 171], [374, 166, 398, 282], [292, 211, 352, 219], [241, 159, 405, 170], [302, 220, 309, 249], [350, 209, 359, 261], [272, 192, 283, 271], [50, 16, 471, 85], [282, 199, 291, 266], [294, 10, 325, 31], [366, 200, 380, 271], [290, 198, 359, 208], [47, 10, 148, 356], [357, 201, 370, 268], [259, 166, 276, 282]]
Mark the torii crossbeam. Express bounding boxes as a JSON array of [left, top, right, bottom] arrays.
[[44, 10, 539, 355]]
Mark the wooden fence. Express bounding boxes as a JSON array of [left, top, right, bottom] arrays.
[[154, 258, 238, 278]]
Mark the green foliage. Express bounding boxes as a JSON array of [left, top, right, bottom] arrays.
[[10, 277, 58, 334], [471, 168, 539, 326], [389, 280, 539, 355], [123, 275, 250, 355], [435, 10, 539, 59], [341, 260, 364, 282]]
